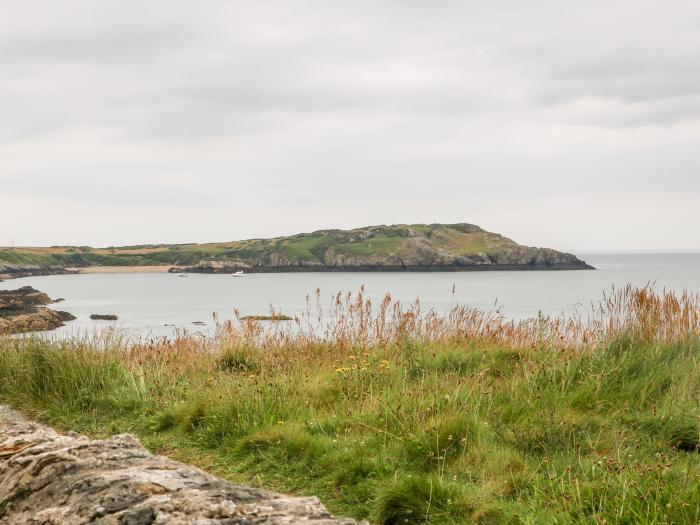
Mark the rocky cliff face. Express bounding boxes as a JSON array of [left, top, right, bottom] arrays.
[[0, 405, 363, 524], [0, 264, 77, 282], [316, 239, 587, 270], [4, 224, 593, 274], [0, 286, 75, 334], [175, 224, 593, 273]]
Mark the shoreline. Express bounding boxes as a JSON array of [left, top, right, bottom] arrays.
[[2, 261, 594, 281], [71, 265, 173, 274], [177, 262, 595, 273]]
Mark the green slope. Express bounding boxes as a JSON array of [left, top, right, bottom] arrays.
[[0, 223, 592, 271]]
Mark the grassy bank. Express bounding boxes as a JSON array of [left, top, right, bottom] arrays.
[[0, 287, 699, 524]]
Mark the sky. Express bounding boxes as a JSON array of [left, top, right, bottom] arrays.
[[2, 1, 699, 252]]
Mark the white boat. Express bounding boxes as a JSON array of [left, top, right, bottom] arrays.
[[233, 271, 245, 277]]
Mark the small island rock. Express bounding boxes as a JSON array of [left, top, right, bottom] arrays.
[[0, 287, 75, 334]]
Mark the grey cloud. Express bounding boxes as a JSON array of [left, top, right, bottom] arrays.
[[0, 0, 699, 249]]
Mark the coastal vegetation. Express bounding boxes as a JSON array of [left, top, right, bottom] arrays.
[[0, 285, 698, 523], [0, 223, 592, 273]]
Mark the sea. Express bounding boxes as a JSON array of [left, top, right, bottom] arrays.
[[2, 252, 699, 339]]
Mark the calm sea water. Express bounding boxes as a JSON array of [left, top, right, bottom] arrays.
[[2, 253, 699, 338]]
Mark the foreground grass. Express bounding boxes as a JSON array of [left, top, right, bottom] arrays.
[[0, 330, 698, 524]]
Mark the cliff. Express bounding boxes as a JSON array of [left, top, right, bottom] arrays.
[[175, 223, 593, 273], [1, 224, 593, 273]]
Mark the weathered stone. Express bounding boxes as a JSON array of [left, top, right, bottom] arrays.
[[0, 406, 365, 525], [0, 264, 77, 282], [0, 287, 76, 335], [90, 314, 119, 321], [0, 286, 52, 310]]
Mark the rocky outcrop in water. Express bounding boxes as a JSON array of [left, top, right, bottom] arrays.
[[0, 405, 364, 524], [90, 314, 119, 321], [0, 286, 75, 335], [0, 264, 77, 282]]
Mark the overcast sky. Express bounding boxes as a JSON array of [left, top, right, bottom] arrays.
[[2, 1, 699, 251]]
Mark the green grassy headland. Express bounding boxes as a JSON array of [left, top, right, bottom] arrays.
[[0, 223, 584, 270]]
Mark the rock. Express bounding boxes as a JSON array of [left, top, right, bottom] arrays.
[[0, 287, 75, 335], [0, 309, 76, 334], [57, 311, 77, 322], [170, 260, 251, 274], [240, 315, 293, 321], [0, 405, 364, 524], [0, 286, 52, 309], [90, 314, 119, 321], [0, 264, 78, 281]]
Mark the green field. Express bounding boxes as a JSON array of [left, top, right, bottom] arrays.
[[0, 223, 532, 269], [0, 286, 698, 524]]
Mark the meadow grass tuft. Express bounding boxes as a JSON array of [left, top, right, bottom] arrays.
[[1, 285, 699, 523]]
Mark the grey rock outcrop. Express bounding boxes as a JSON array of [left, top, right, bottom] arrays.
[[90, 314, 119, 321], [0, 286, 76, 334], [0, 406, 365, 524], [0, 264, 77, 282]]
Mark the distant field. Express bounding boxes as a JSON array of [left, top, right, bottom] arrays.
[[0, 244, 229, 267]]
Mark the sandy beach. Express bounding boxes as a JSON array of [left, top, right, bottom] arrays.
[[72, 266, 173, 274]]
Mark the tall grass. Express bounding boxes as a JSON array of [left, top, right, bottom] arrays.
[[0, 285, 698, 524], [215, 284, 700, 356]]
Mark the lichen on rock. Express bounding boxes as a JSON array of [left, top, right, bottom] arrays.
[[0, 406, 365, 524]]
